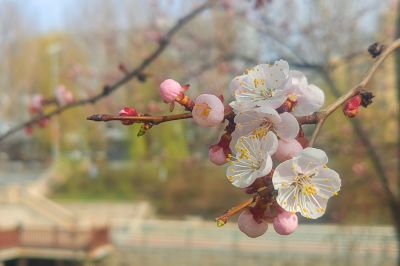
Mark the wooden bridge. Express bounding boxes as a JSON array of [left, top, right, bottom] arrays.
[[0, 226, 111, 265]]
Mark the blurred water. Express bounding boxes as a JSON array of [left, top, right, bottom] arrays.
[[0, 161, 43, 186], [108, 219, 398, 266]]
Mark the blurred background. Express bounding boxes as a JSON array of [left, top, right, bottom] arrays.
[[0, 0, 398, 265]]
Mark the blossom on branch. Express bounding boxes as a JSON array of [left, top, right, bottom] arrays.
[[226, 132, 277, 188], [231, 107, 299, 152], [230, 60, 290, 112], [192, 94, 224, 127], [272, 148, 341, 219], [29, 94, 45, 113], [159, 79, 185, 103], [118, 107, 138, 125], [282, 71, 325, 116], [55, 85, 75, 105], [238, 209, 268, 238]]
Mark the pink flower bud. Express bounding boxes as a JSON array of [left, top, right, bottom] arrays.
[[208, 144, 227, 165], [38, 118, 50, 128], [273, 211, 298, 235], [55, 85, 74, 105], [192, 94, 224, 127], [237, 209, 268, 238], [24, 126, 34, 135], [274, 139, 303, 161], [118, 107, 138, 125], [29, 95, 45, 113], [343, 95, 362, 118], [159, 79, 184, 103]]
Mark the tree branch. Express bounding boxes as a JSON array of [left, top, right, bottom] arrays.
[[87, 113, 193, 124], [0, 0, 214, 142], [309, 38, 400, 146]]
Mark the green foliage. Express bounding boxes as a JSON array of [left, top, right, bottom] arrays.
[[53, 157, 245, 218]]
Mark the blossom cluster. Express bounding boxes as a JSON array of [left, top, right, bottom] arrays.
[[26, 85, 75, 134], [221, 60, 341, 237], [142, 60, 341, 238]]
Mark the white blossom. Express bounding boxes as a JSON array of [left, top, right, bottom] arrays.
[[226, 132, 278, 188], [230, 107, 299, 152], [272, 148, 341, 219], [229, 60, 290, 113], [284, 70, 325, 116]]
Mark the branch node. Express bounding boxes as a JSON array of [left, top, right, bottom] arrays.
[[368, 42, 385, 58], [102, 85, 111, 96]]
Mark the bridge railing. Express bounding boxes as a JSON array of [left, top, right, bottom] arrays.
[[0, 226, 110, 251]]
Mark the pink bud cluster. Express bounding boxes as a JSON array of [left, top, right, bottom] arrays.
[[159, 79, 225, 127], [25, 86, 75, 135], [55, 85, 75, 105], [238, 207, 298, 238], [216, 60, 340, 237], [118, 107, 138, 125]]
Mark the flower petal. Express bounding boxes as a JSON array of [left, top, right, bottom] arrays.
[[230, 100, 256, 113], [229, 75, 249, 96], [257, 95, 287, 109], [299, 193, 328, 219], [289, 70, 308, 87], [296, 147, 328, 172], [276, 112, 299, 140], [253, 154, 273, 178], [312, 167, 341, 198], [272, 158, 297, 189], [276, 186, 300, 213], [260, 131, 278, 155], [292, 84, 325, 116]]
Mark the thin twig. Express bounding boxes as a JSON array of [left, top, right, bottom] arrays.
[[0, 0, 214, 143], [215, 197, 256, 227], [87, 113, 193, 124], [309, 38, 400, 146]]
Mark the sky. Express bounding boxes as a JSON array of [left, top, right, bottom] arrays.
[[8, 0, 188, 33], [2, 0, 391, 35], [14, 0, 68, 32]]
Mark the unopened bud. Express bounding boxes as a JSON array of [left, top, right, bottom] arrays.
[[368, 42, 384, 58], [237, 209, 268, 238], [192, 94, 224, 127], [273, 211, 298, 235], [159, 79, 184, 103], [118, 107, 138, 125], [360, 91, 374, 107], [343, 95, 361, 118]]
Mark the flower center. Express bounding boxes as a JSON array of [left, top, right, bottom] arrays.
[[294, 171, 317, 196], [302, 184, 317, 196], [253, 78, 266, 88], [194, 103, 211, 117], [237, 147, 250, 160], [252, 120, 274, 138]]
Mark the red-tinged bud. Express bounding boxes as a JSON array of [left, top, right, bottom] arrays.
[[24, 126, 34, 135], [273, 211, 298, 235], [343, 95, 362, 118], [264, 202, 286, 221], [249, 201, 268, 224], [38, 118, 50, 128], [296, 128, 309, 148], [208, 132, 232, 165], [360, 91, 374, 107], [118, 63, 129, 75], [245, 172, 273, 194], [29, 95, 45, 114], [209, 145, 227, 165], [118, 107, 138, 125], [159, 79, 185, 103], [276, 94, 297, 113], [237, 209, 268, 238], [245, 177, 267, 194]]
